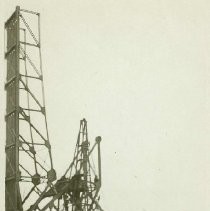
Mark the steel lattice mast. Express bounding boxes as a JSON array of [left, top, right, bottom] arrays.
[[5, 6, 104, 211], [56, 119, 103, 211], [5, 6, 56, 211]]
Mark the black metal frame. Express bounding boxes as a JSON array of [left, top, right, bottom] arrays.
[[5, 6, 56, 211], [5, 6, 104, 211]]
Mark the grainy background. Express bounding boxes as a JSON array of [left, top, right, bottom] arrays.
[[1, 0, 210, 210]]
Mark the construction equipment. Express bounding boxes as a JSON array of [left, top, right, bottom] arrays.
[[4, 6, 104, 211]]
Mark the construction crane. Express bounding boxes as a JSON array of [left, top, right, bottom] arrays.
[[4, 6, 104, 211]]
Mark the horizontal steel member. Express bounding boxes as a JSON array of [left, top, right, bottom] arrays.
[[5, 75, 17, 89], [5, 143, 15, 150], [20, 8, 39, 15], [5, 109, 17, 120], [20, 74, 42, 80], [5, 44, 16, 58], [5, 176, 16, 182], [20, 41, 39, 48]]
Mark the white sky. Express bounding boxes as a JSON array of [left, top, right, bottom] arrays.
[[1, 0, 210, 210]]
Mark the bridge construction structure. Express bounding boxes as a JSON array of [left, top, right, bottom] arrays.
[[4, 6, 104, 211]]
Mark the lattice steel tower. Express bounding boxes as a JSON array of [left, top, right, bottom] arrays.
[[5, 6, 104, 211], [5, 6, 56, 211]]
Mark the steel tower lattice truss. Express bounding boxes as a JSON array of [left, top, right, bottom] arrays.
[[5, 6, 104, 211]]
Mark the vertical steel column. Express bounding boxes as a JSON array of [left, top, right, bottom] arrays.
[[96, 136, 102, 188], [5, 6, 22, 211]]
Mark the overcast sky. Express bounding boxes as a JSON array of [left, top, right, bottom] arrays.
[[1, 0, 210, 210]]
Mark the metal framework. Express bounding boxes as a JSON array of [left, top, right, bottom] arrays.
[[29, 119, 103, 211], [5, 6, 104, 211]]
